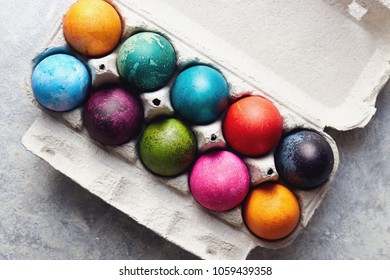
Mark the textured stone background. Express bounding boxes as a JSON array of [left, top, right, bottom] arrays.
[[0, 0, 389, 259]]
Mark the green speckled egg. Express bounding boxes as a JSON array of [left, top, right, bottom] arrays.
[[117, 32, 177, 92], [139, 118, 198, 176]]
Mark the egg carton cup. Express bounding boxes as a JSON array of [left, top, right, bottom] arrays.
[[23, 0, 390, 259]]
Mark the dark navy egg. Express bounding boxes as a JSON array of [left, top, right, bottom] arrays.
[[275, 130, 334, 190]]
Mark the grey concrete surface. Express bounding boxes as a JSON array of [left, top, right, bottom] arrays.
[[0, 0, 389, 259]]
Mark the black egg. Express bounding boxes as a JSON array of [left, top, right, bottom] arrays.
[[275, 130, 334, 190]]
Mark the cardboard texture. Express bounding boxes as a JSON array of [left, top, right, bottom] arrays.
[[23, 0, 388, 259]]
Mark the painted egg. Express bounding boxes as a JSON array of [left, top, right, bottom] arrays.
[[274, 130, 334, 189], [170, 65, 229, 125], [83, 86, 143, 146], [63, 0, 122, 57], [189, 150, 250, 212], [243, 183, 300, 240], [139, 118, 197, 176], [117, 32, 177, 92], [31, 53, 90, 112], [222, 95, 283, 156]]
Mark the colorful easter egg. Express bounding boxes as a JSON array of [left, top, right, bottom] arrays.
[[31, 53, 90, 112], [274, 130, 334, 189], [171, 65, 229, 125], [83, 86, 143, 145], [190, 150, 250, 211], [139, 118, 197, 176], [243, 183, 300, 240], [63, 0, 122, 57], [117, 32, 177, 91], [223, 95, 283, 156]]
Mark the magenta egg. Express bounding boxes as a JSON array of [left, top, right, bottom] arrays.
[[83, 86, 144, 145], [189, 150, 250, 212]]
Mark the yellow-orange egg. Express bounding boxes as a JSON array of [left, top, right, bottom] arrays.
[[63, 0, 122, 57], [243, 183, 300, 240]]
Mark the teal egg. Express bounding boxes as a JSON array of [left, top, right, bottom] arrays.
[[170, 65, 229, 125], [117, 32, 177, 92]]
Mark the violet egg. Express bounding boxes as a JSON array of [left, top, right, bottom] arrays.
[[190, 150, 250, 211], [83, 86, 143, 145], [274, 130, 334, 190]]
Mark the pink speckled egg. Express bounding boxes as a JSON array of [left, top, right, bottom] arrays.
[[189, 150, 250, 212]]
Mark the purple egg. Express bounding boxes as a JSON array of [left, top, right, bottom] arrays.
[[189, 150, 250, 212], [83, 86, 144, 145]]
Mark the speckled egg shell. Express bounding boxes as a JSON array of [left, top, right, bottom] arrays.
[[117, 32, 177, 92], [171, 65, 229, 125], [83, 86, 144, 146], [31, 53, 90, 112], [139, 118, 197, 176], [63, 0, 122, 57], [274, 130, 334, 189], [189, 150, 250, 212]]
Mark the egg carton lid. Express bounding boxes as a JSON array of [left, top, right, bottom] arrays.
[[124, 0, 390, 131]]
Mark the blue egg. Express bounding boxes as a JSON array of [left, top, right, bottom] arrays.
[[32, 53, 90, 111], [170, 65, 229, 125]]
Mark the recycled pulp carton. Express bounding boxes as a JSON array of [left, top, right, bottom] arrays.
[[23, 0, 389, 259]]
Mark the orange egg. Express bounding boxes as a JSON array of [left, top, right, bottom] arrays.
[[243, 183, 300, 240], [63, 0, 122, 57]]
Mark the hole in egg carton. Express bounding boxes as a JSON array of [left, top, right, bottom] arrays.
[[192, 121, 227, 152], [87, 54, 121, 87], [152, 98, 161, 106], [28, 0, 341, 253], [244, 154, 279, 186], [140, 84, 175, 122]]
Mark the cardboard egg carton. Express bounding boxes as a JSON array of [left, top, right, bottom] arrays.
[[23, 0, 390, 259]]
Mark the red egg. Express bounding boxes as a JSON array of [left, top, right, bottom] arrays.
[[222, 95, 283, 156]]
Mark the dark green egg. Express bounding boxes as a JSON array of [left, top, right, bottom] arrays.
[[117, 32, 177, 92], [139, 118, 197, 176]]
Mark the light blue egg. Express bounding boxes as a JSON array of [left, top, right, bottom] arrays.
[[32, 53, 90, 111], [170, 65, 229, 125]]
